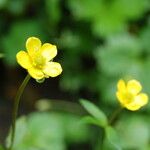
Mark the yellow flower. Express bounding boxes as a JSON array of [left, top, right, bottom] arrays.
[[16, 37, 62, 80], [116, 79, 148, 111]]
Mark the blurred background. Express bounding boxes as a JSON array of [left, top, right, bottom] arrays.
[[0, 0, 150, 149]]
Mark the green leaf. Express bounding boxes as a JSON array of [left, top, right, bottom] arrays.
[[67, 0, 101, 20], [62, 114, 90, 143], [116, 114, 150, 149], [6, 112, 90, 150], [6, 0, 27, 15], [0, 145, 4, 150], [115, 0, 150, 19], [81, 116, 104, 127], [95, 33, 141, 76], [80, 99, 108, 127], [68, 0, 149, 37], [103, 126, 122, 150]]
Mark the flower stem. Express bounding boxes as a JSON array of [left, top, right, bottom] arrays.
[[109, 106, 123, 125], [8, 74, 31, 150]]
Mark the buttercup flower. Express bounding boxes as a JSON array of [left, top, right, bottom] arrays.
[[116, 79, 148, 111], [16, 37, 62, 80]]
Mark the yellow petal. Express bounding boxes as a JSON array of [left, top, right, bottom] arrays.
[[125, 93, 148, 111], [41, 43, 57, 61], [117, 79, 126, 92], [125, 103, 141, 111], [134, 93, 148, 106], [127, 80, 142, 95], [43, 62, 62, 77], [16, 51, 32, 69], [26, 37, 41, 57], [116, 91, 124, 105], [28, 67, 44, 79]]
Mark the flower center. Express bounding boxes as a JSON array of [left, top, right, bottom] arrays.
[[32, 53, 46, 69], [124, 92, 134, 104]]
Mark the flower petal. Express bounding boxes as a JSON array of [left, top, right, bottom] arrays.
[[125, 93, 148, 111], [125, 103, 141, 111], [28, 67, 44, 79], [26, 37, 41, 56], [41, 43, 57, 61], [43, 62, 62, 77], [16, 51, 32, 69], [116, 92, 124, 105], [127, 80, 142, 95], [134, 93, 148, 106], [117, 79, 126, 92]]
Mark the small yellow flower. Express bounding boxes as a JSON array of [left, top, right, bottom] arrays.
[[16, 37, 62, 80], [116, 79, 148, 111]]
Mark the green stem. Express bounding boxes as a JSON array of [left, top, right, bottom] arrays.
[[8, 74, 31, 150], [109, 106, 123, 125]]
